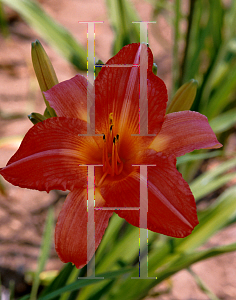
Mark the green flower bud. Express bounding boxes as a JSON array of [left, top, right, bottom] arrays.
[[28, 112, 47, 124], [95, 59, 104, 78], [31, 40, 57, 117], [167, 79, 198, 114], [152, 63, 158, 75]]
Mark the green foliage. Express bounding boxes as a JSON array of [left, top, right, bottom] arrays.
[[105, 0, 140, 54], [178, 0, 236, 120], [0, 0, 9, 37], [1, 0, 88, 70], [30, 208, 54, 300]]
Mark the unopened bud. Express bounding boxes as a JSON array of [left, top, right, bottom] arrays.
[[152, 63, 158, 75], [166, 79, 198, 114], [28, 112, 46, 125], [95, 59, 104, 78], [31, 40, 57, 117]]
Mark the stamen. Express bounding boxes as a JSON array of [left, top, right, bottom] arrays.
[[111, 137, 116, 176], [117, 154, 122, 164], [109, 113, 114, 144], [97, 170, 109, 187], [114, 139, 118, 175], [103, 134, 106, 172], [100, 113, 124, 182], [109, 112, 113, 124], [105, 144, 112, 173], [111, 125, 114, 142], [117, 161, 123, 175]]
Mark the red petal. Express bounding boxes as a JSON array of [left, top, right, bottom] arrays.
[[55, 188, 113, 269], [0, 118, 103, 192], [95, 43, 167, 139], [44, 75, 91, 121], [150, 111, 222, 157], [100, 150, 198, 238]]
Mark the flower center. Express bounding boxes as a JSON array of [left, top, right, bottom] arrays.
[[97, 113, 124, 186]]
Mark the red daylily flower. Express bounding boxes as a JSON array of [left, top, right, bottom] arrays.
[[0, 44, 222, 269]]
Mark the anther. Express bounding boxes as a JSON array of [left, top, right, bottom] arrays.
[[109, 112, 113, 124], [112, 140, 115, 176], [102, 134, 106, 171], [100, 112, 124, 179]]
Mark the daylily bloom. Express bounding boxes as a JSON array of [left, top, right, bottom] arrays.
[[0, 44, 222, 269]]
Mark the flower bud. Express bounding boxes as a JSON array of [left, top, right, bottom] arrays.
[[152, 63, 158, 75], [28, 112, 46, 124], [31, 40, 57, 117], [0, 178, 6, 196], [166, 79, 198, 114], [95, 60, 104, 78]]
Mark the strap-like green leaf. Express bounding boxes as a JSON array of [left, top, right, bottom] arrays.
[[1, 0, 88, 70], [30, 208, 54, 300]]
